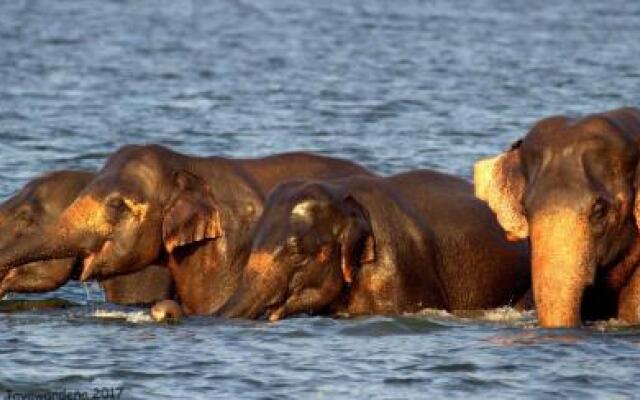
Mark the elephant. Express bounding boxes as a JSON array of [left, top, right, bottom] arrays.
[[474, 107, 640, 327], [0, 145, 372, 315], [220, 169, 531, 321], [0, 170, 173, 305]]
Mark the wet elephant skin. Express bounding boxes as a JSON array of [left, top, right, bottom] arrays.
[[475, 107, 640, 327], [221, 169, 530, 321], [0, 170, 173, 305], [0, 145, 372, 315]]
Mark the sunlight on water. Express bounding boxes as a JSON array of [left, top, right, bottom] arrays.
[[486, 331, 585, 346]]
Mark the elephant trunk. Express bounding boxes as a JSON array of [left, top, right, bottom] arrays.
[[531, 209, 595, 328], [219, 287, 266, 319], [0, 217, 95, 279], [220, 252, 286, 319], [0, 236, 73, 278]]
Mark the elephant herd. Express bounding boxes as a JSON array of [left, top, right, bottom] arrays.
[[1, 107, 639, 328]]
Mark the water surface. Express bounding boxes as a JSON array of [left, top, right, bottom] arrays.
[[1, 1, 640, 398]]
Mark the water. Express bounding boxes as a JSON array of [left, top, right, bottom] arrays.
[[0, 0, 639, 398]]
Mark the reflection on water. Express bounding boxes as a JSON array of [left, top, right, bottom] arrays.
[[1, 0, 640, 398], [487, 331, 583, 347]]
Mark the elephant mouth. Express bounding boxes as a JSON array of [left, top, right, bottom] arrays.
[[80, 240, 115, 281], [263, 291, 291, 322]]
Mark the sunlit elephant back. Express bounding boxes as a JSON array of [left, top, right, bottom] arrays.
[[221, 170, 531, 320], [0, 145, 372, 315]]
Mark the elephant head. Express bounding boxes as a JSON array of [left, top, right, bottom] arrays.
[[0, 145, 225, 281], [0, 171, 94, 297], [475, 108, 640, 327], [221, 180, 375, 321]]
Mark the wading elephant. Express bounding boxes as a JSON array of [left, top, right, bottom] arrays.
[[0, 145, 371, 315], [220, 170, 530, 320], [0, 170, 173, 305], [474, 107, 640, 327]]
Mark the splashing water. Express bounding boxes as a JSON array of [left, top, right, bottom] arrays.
[[81, 282, 91, 302], [81, 281, 106, 304], [93, 309, 153, 324], [413, 307, 537, 328]]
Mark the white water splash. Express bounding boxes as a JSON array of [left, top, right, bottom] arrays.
[[589, 318, 634, 332], [82, 283, 92, 302], [93, 309, 153, 323], [82, 281, 106, 304], [412, 306, 536, 327], [414, 307, 636, 331], [413, 308, 456, 319], [480, 307, 534, 322]]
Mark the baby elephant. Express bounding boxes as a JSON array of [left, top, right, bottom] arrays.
[[0, 171, 173, 305], [221, 170, 530, 320]]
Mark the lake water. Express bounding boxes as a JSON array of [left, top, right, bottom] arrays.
[[1, 1, 639, 398]]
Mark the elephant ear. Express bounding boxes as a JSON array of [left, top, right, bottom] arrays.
[[162, 170, 223, 254], [474, 142, 529, 240], [340, 195, 375, 284], [596, 108, 640, 230], [634, 164, 640, 232]]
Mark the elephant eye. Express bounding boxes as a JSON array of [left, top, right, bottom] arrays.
[[590, 197, 609, 222], [106, 197, 129, 218]]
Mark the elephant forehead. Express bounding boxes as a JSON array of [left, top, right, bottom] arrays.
[[291, 200, 315, 218], [63, 196, 112, 235], [123, 198, 150, 220]]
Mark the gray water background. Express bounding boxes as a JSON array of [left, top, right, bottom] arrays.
[[1, 1, 640, 398]]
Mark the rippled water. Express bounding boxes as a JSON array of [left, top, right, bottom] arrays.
[[1, 0, 639, 398]]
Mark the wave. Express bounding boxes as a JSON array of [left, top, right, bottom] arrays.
[[412, 306, 536, 328]]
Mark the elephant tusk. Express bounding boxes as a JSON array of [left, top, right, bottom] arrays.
[[268, 305, 286, 322], [80, 253, 96, 282], [80, 240, 115, 281]]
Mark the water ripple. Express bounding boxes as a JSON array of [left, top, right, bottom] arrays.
[[1, 0, 640, 398]]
